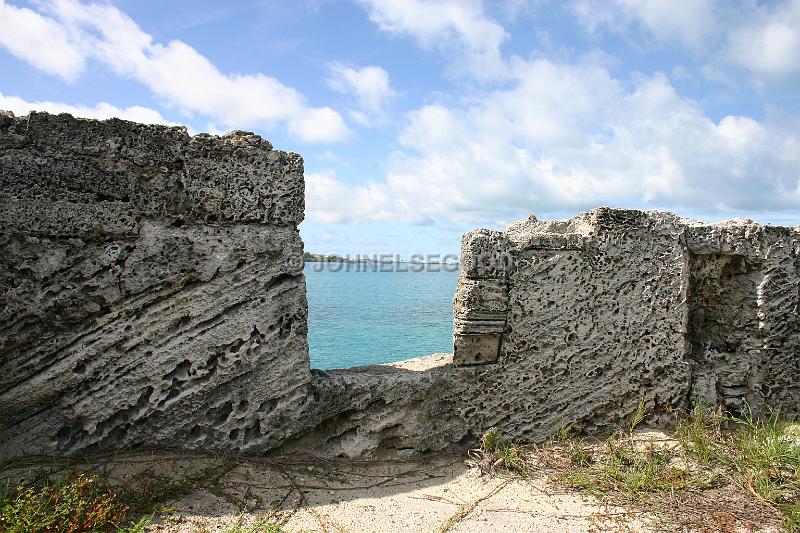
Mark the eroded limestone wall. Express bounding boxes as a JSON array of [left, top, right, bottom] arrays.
[[685, 224, 800, 413], [453, 209, 800, 440], [2, 112, 798, 460], [0, 111, 310, 457]]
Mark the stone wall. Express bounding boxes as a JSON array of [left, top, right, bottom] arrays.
[[453, 209, 800, 439], [0, 111, 310, 457], [685, 223, 800, 413], [287, 210, 798, 457], [2, 111, 798, 460]]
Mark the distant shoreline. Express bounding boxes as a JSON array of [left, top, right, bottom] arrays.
[[303, 252, 458, 266]]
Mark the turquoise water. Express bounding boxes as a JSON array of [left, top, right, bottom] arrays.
[[304, 263, 460, 369]]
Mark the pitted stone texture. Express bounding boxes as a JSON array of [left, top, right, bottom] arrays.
[[3, 113, 798, 460], [453, 279, 508, 323], [686, 224, 800, 415], [290, 209, 798, 456], [459, 229, 512, 279], [279, 357, 468, 458], [449, 207, 799, 444], [453, 334, 502, 365], [0, 111, 304, 237], [454, 229, 512, 365], [0, 112, 309, 458], [494, 208, 693, 437], [453, 278, 508, 364]]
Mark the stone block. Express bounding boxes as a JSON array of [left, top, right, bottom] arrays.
[[453, 333, 502, 365]]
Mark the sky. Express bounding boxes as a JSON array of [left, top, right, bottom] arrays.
[[1, 0, 799, 257]]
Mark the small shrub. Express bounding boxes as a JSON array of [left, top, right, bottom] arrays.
[[0, 474, 128, 533]]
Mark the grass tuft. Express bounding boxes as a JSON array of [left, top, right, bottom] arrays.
[[222, 515, 287, 533], [676, 406, 800, 531], [627, 396, 650, 434], [546, 405, 800, 531], [475, 427, 527, 475], [561, 434, 713, 501]]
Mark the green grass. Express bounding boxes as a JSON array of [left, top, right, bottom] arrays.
[[627, 396, 650, 434], [222, 516, 287, 533], [551, 405, 800, 530], [567, 440, 593, 467], [676, 407, 800, 531], [562, 437, 711, 500], [557, 398, 714, 501], [479, 427, 527, 475]]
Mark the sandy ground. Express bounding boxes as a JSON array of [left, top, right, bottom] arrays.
[[151, 452, 653, 533], [3, 430, 783, 532], [3, 448, 656, 532]]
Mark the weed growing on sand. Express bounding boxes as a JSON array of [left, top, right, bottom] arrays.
[[475, 427, 527, 475], [627, 396, 649, 434], [222, 515, 287, 533], [560, 399, 718, 501], [561, 432, 714, 501], [468, 402, 800, 531], [551, 405, 800, 531]]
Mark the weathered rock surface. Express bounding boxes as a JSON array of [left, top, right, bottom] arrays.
[[452, 208, 800, 442], [685, 221, 800, 413], [287, 209, 798, 457], [1, 111, 309, 457], [2, 111, 798, 460]]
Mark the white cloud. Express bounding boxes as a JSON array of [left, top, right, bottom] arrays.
[[618, 0, 717, 49], [2, 0, 797, 229], [572, 0, 620, 35], [310, 58, 800, 225], [54, 0, 351, 142], [0, 0, 349, 143], [573, 0, 717, 49], [306, 170, 409, 224], [0, 0, 85, 81], [358, 0, 507, 80], [0, 92, 172, 124], [726, 0, 800, 76], [287, 107, 351, 143], [327, 63, 397, 124], [574, 0, 800, 78]]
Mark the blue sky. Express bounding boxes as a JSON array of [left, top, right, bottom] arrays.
[[1, 0, 799, 257]]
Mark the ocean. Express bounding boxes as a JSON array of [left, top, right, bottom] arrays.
[[304, 262, 460, 369]]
